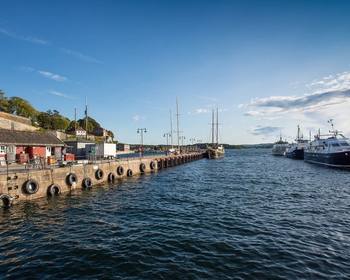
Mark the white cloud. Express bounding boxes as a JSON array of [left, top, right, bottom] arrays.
[[247, 125, 283, 136], [49, 90, 74, 99], [133, 115, 146, 121], [305, 80, 325, 88], [0, 28, 48, 45], [244, 69, 350, 117], [17, 66, 34, 72], [323, 75, 334, 80], [61, 48, 103, 63], [244, 110, 265, 116], [38, 71, 67, 82], [188, 109, 210, 114], [219, 108, 228, 112]]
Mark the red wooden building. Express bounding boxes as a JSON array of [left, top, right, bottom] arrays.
[[0, 129, 66, 164]]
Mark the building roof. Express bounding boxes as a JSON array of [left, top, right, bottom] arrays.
[[64, 137, 95, 143], [0, 129, 65, 146]]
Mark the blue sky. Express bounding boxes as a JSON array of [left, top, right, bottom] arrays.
[[1, 0, 350, 145]]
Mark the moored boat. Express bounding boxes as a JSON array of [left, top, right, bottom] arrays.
[[272, 134, 288, 156], [285, 125, 308, 159], [304, 119, 350, 168], [206, 108, 225, 159]]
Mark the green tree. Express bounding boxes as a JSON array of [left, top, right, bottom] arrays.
[[0, 89, 10, 112], [8, 96, 38, 119], [107, 130, 115, 139], [78, 117, 100, 129], [86, 122, 94, 133], [37, 111, 52, 129], [37, 110, 70, 130]]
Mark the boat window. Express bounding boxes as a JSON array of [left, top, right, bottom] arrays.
[[340, 142, 350, 146], [331, 143, 341, 147]]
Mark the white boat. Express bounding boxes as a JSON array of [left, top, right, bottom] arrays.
[[272, 134, 288, 156], [304, 119, 350, 168], [206, 109, 225, 159], [285, 125, 309, 159]]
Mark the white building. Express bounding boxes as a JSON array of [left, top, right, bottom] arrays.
[[85, 142, 116, 159]]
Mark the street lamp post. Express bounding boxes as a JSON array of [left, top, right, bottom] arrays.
[[164, 132, 171, 154], [179, 136, 185, 153], [137, 128, 147, 157], [197, 140, 202, 153], [189, 138, 196, 152]]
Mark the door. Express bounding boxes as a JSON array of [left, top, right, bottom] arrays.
[[7, 145, 16, 164], [46, 146, 52, 157]]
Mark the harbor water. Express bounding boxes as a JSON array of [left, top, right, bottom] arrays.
[[1, 149, 350, 279]]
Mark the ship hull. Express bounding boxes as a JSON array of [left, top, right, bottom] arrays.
[[285, 149, 304, 159], [207, 148, 225, 159], [304, 151, 350, 167]]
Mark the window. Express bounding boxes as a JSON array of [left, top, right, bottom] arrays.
[[340, 142, 350, 146], [0, 146, 6, 154]]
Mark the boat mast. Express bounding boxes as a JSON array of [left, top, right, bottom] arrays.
[[297, 125, 300, 140], [216, 108, 219, 146], [170, 109, 173, 148], [176, 97, 180, 152], [211, 110, 214, 147]]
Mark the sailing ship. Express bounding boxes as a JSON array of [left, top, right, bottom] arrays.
[[284, 125, 309, 159], [303, 119, 350, 167], [206, 109, 225, 159]]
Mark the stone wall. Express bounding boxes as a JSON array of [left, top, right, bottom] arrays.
[[0, 112, 38, 131], [0, 153, 204, 206]]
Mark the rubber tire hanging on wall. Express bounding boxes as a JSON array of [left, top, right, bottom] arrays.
[[67, 173, 78, 186], [127, 169, 133, 177], [150, 161, 156, 170], [24, 179, 39, 195], [0, 194, 13, 207], [95, 169, 104, 180], [82, 177, 92, 188], [140, 163, 146, 173], [117, 166, 124, 176], [47, 184, 61, 196], [108, 173, 116, 182]]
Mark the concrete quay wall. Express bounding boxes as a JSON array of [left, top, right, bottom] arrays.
[[0, 153, 203, 206]]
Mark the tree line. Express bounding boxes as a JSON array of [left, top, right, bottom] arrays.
[[0, 89, 114, 139]]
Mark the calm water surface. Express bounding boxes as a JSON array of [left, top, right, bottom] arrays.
[[1, 149, 350, 279]]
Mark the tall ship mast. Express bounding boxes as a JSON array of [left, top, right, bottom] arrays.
[[206, 108, 225, 159]]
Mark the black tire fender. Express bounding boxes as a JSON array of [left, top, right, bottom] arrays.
[[24, 179, 39, 194], [108, 173, 116, 182], [0, 194, 13, 207], [95, 169, 104, 180], [117, 166, 124, 176], [150, 161, 156, 170], [127, 169, 133, 177], [47, 184, 61, 196], [82, 177, 92, 188], [140, 163, 146, 173], [67, 173, 78, 186]]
